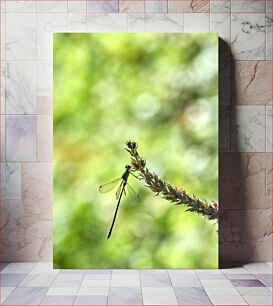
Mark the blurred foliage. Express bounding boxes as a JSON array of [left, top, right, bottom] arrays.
[[53, 33, 218, 269]]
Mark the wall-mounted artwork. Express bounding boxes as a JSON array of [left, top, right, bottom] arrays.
[[53, 33, 218, 269]]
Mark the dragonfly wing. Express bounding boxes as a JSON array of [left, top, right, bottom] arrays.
[[99, 178, 122, 193], [115, 181, 123, 200], [126, 183, 140, 202]]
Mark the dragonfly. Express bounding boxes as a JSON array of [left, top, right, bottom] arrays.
[[99, 165, 140, 239]]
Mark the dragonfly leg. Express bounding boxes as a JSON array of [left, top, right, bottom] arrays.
[[129, 171, 139, 179]]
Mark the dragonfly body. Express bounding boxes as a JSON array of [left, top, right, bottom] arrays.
[[99, 165, 139, 239], [121, 165, 131, 182]]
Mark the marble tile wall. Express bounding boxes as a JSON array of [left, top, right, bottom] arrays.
[[0, 0, 272, 264]]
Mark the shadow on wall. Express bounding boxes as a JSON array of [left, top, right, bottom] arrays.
[[219, 38, 245, 268], [219, 38, 271, 268]]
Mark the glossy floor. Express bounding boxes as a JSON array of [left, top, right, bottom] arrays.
[[0, 262, 272, 305]]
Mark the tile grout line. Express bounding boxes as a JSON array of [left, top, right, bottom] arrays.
[[138, 269, 144, 305], [167, 269, 179, 305], [195, 268, 226, 305], [264, 103, 267, 152], [66, 0, 68, 32], [71, 271, 84, 305], [38, 266, 59, 305], [3, 58, 272, 62], [10, 263, 38, 290], [4, 2, 6, 167], [35, 0, 38, 165], [262, 9, 266, 61], [106, 270, 111, 306], [106, 269, 113, 305], [229, 1, 232, 153], [126, 10, 130, 32], [85, 0, 87, 32]]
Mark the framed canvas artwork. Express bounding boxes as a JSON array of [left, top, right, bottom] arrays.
[[53, 33, 218, 269]]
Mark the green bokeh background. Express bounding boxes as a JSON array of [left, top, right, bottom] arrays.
[[53, 33, 218, 269]]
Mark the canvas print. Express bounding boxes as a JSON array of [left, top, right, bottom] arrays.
[[53, 33, 218, 269]]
